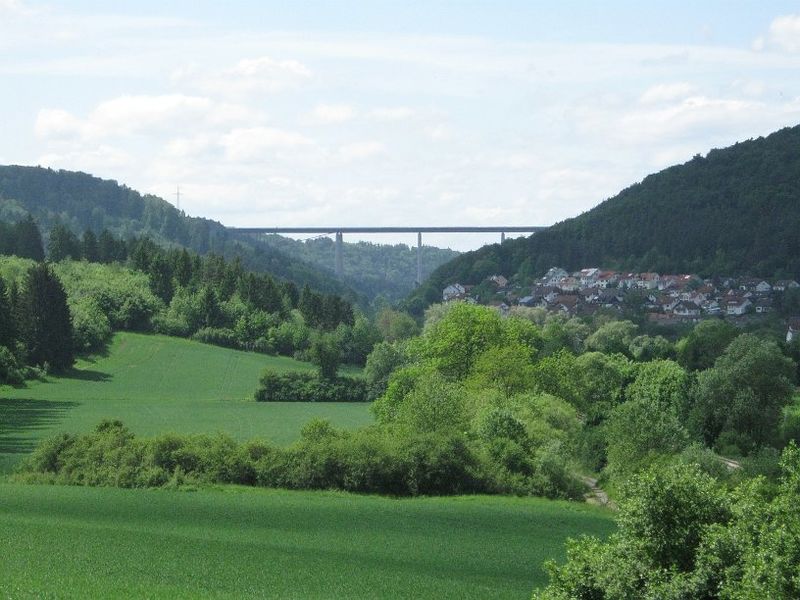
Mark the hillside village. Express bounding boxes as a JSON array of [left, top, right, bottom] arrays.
[[443, 267, 800, 337]]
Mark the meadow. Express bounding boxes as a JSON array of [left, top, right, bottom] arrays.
[[0, 483, 614, 599], [0, 332, 371, 473]]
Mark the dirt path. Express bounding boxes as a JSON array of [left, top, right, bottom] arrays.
[[580, 476, 617, 510]]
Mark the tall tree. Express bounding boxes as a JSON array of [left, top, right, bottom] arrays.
[[81, 229, 99, 262], [18, 263, 74, 369], [13, 215, 44, 262], [48, 223, 82, 261], [0, 276, 16, 350]]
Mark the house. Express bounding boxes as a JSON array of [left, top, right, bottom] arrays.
[[578, 268, 601, 286], [552, 294, 579, 314], [774, 280, 800, 292], [442, 283, 466, 301], [596, 271, 620, 288], [754, 298, 773, 314], [755, 280, 772, 294], [787, 318, 800, 343], [638, 272, 661, 290], [725, 297, 752, 316], [488, 274, 509, 289], [542, 267, 568, 286], [673, 300, 701, 317], [557, 277, 581, 292]]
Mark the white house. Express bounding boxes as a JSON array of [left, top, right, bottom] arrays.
[[673, 300, 701, 317], [726, 298, 752, 316], [755, 281, 772, 293], [442, 283, 466, 301], [542, 267, 568, 286], [787, 318, 800, 343]]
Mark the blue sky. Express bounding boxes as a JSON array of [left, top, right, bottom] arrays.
[[2, 1, 800, 249]]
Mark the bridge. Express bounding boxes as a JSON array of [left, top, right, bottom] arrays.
[[231, 226, 547, 284]]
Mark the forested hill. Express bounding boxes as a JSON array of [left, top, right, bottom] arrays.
[[0, 166, 358, 301], [257, 234, 458, 303], [405, 124, 800, 313]]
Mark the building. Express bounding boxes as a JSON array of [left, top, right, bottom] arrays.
[[442, 283, 466, 302]]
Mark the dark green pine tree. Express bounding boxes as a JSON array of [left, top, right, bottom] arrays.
[[0, 277, 17, 350], [81, 229, 99, 262], [13, 215, 45, 262], [48, 224, 82, 261], [18, 263, 74, 370], [148, 254, 174, 303], [97, 229, 117, 263]]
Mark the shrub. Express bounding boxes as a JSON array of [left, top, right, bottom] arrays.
[[0, 345, 25, 384], [254, 370, 368, 402], [191, 327, 239, 349]]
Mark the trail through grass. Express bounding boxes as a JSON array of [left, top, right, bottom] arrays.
[[0, 333, 371, 473], [0, 483, 615, 599]]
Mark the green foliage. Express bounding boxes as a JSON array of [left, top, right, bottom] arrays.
[[629, 334, 674, 361], [676, 318, 739, 371], [690, 334, 795, 453], [375, 307, 419, 342], [584, 320, 638, 356], [537, 445, 800, 599], [254, 371, 368, 403], [467, 344, 536, 398], [418, 303, 508, 379], [364, 341, 408, 400], [309, 332, 341, 380], [70, 297, 111, 351]]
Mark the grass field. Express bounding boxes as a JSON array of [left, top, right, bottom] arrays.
[[0, 332, 371, 473], [0, 483, 614, 599]]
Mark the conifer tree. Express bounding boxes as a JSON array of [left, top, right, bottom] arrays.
[[0, 277, 16, 350], [81, 229, 99, 262], [18, 263, 74, 369], [13, 215, 44, 262]]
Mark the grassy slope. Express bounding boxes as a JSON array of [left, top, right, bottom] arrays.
[[0, 483, 614, 599], [0, 332, 371, 473]]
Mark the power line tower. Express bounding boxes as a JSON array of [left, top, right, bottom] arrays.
[[174, 185, 182, 211]]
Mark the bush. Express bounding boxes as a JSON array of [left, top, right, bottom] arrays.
[[254, 370, 368, 402], [0, 345, 25, 384], [191, 327, 239, 349], [70, 297, 112, 352]]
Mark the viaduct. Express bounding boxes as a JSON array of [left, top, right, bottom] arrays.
[[230, 226, 547, 284]]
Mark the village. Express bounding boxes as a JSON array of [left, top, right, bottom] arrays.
[[443, 267, 800, 340]]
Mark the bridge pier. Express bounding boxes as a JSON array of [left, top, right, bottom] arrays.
[[416, 232, 422, 286], [501, 231, 505, 243], [335, 231, 343, 277]]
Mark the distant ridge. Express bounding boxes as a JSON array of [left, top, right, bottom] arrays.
[[405, 124, 800, 313]]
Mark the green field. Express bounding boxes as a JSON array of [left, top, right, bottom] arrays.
[[0, 332, 371, 473], [0, 483, 614, 599]]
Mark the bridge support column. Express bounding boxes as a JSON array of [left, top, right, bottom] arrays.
[[416, 232, 422, 286], [335, 231, 343, 277], [501, 231, 506, 243]]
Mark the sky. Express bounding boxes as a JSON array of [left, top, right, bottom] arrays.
[[2, 1, 800, 250]]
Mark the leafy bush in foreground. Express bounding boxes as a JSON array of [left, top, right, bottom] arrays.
[[535, 444, 800, 599], [16, 420, 583, 499]]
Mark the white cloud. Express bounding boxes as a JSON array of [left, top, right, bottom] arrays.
[[220, 126, 315, 161], [35, 94, 258, 141], [640, 82, 697, 104], [369, 107, 415, 121], [175, 56, 312, 97], [760, 14, 800, 53], [311, 104, 356, 123], [336, 141, 386, 161]]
